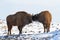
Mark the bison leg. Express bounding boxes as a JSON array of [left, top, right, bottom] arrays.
[[18, 26, 22, 34], [43, 24, 47, 33], [43, 23, 50, 33], [47, 24, 50, 32], [8, 25, 12, 35]]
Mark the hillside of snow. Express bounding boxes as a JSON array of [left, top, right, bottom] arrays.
[[0, 20, 60, 40]]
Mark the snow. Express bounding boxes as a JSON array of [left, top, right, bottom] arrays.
[[0, 21, 60, 40]]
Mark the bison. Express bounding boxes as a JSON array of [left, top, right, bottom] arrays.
[[32, 11, 52, 33], [6, 11, 32, 35]]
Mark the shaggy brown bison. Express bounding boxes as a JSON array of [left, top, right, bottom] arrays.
[[32, 11, 52, 33], [6, 11, 32, 35]]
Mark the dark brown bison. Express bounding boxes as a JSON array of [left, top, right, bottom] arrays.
[[32, 11, 52, 33], [6, 11, 32, 35]]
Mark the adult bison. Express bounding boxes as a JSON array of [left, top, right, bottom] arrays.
[[6, 11, 32, 35], [32, 11, 52, 33]]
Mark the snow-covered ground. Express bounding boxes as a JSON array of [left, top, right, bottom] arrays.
[[0, 20, 60, 40]]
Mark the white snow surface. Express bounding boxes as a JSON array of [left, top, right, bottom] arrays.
[[0, 21, 60, 40]]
